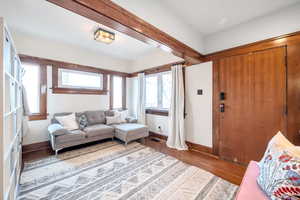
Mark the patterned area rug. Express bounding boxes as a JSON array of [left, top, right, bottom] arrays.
[[18, 141, 238, 200]]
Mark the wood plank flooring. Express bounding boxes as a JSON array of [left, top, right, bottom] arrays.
[[144, 136, 246, 185], [22, 137, 246, 186]]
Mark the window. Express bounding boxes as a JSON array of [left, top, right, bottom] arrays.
[[52, 67, 107, 95], [110, 75, 126, 110], [145, 76, 158, 108], [146, 71, 172, 112], [58, 69, 103, 90], [162, 73, 172, 109], [112, 76, 123, 109], [22, 63, 40, 113], [22, 62, 47, 120]]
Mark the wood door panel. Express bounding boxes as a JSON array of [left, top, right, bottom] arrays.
[[248, 47, 286, 162], [218, 47, 286, 165], [219, 54, 252, 163], [287, 44, 300, 145]]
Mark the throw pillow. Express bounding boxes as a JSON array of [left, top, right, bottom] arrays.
[[106, 112, 122, 125], [257, 132, 300, 200], [77, 114, 88, 130], [114, 110, 128, 123], [55, 113, 79, 131], [84, 110, 106, 125]]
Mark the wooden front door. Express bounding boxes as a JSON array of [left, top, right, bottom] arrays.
[[217, 47, 287, 165]]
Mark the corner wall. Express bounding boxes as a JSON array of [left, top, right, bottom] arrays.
[[127, 61, 213, 147]]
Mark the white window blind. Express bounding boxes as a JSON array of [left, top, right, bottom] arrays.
[[58, 68, 103, 90]]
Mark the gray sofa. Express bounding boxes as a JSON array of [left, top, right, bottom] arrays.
[[48, 110, 149, 155]]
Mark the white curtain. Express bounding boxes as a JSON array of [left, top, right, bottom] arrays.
[[137, 73, 146, 124], [167, 64, 188, 150]]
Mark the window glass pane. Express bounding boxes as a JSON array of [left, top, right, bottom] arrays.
[[113, 76, 123, 109], [146, 76, 158, 108], [22, 63, 40, 113], [59, 69, 103, 89], [162, 73, 172, 109]]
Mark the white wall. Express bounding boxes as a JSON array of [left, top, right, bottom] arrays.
[[127, 62, 213, 147], [113, 0, 204, 53], [12, 30, 132, 72], [129, 49, 183, 72], [146, 114, 169, 136], [185, 62, 213, 147], [204, 4, 300, 54]]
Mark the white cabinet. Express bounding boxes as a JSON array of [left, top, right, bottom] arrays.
[[0, 18, 23, 200]]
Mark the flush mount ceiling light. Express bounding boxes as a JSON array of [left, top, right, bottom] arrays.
[[94, 28, 115, 44]]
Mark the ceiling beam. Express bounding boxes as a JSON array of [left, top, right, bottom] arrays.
[[46, 0, 204, 64]]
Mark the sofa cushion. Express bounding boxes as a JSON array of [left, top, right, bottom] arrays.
[[85, 110, 106, 125], [114, 123, 147, 134], [56, 130, 85, 144], [84, 124, 114, 137], [106, 112, 123, 125], [113, 123, 149, 143], [235, 161, 268, 200], [114, 110, 128, 123]]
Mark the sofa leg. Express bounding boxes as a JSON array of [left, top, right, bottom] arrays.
[[55, 149, 61, 157], [125, 141, 128, 146]]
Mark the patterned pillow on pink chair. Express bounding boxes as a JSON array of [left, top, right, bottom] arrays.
[[257, 132, 300, 200]]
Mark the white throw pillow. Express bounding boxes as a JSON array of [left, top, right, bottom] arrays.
[[106, 112, 122, 125], [55, 113, 79, 131], [114, 110, 128, 123]]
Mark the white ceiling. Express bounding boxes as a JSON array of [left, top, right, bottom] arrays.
[[0, 0, 158, 61], [161, 0, 300, 35], [1, 0, 299, 61]]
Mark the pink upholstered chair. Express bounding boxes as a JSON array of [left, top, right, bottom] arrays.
[[235, 161, 268, 200]]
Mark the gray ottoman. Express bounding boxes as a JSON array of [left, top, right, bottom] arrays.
[[113, 123, 149, 145]]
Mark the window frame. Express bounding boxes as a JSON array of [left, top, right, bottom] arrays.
[[109, 74, 126, 110], [145, 71, 171, 116], [58, 68, 104, 90], [52, 66, 108, 95], [21, 60, 48, 121]]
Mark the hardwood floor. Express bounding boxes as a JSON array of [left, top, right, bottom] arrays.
[[144, 136, 246, 185], [22, 137, 246, 186]]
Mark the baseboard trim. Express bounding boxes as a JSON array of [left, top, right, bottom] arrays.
[[22, 141, 52, 154], [149, 131, 168, 140], [23, 133, 214, 156], [186, 141, 213, 154], [149, 131, 213, 155]]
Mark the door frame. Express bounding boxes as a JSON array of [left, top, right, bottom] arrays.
[[212, 46, 288, 157]]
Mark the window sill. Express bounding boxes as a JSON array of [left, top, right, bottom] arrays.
[[28, 114, 48, 121], [146, 109, 169, 116], [52, 87, 108, 95]]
